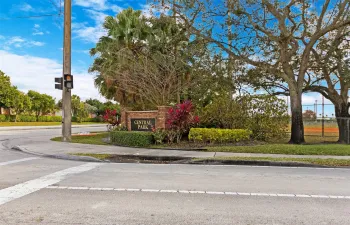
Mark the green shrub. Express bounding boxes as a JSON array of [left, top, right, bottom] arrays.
[[72, 116, 103, 123], [110, 131, 154, 147], [7, 115, 16, 122], [189, 128, 252, 143], [200, 95, 289, 141], [17, 115, 37, 122], [0, 115, 7, 122], [152, 129, 167, 144], [83, 117, 103, 122], [37, 116, 62, 122]]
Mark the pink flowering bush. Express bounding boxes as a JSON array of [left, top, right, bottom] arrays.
[[166, 100, 200, 143]]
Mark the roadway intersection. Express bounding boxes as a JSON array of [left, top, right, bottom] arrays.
[[0, 127, 349, 225]]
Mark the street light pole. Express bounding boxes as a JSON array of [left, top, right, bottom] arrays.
[[62, 0, 72, 141]]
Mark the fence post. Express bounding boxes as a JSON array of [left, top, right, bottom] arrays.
[[322, 96, 325, 138]]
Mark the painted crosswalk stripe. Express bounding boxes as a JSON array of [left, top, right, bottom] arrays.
[[0, 163, 102, 206], [0, 157, 39, 166]]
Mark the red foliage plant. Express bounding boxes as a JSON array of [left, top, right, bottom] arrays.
[[103, 109, 121, 126], [166, 100, 200, 134]]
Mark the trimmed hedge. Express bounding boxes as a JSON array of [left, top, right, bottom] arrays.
[[17, 115, 37, 122], [0, 115, 17, 122], [72, 116, 103, 123], [110, 131, 154, 147], [0, 115, 7, 122], [0, 115, 103, 123], [37, 116, 62, 122], [189, 128, 252, 143]]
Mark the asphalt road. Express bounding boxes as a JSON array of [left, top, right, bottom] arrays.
[[1, 127, 350, 225]]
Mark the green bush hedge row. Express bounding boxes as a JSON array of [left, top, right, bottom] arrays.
[[72, 116, 103, 122], [0, 115, 104, 123], [0, 115, 62, 122], [189, 128, 252, 143], [110, 131, 154, 147]]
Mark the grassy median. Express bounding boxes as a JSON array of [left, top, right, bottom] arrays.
[[195, 156, 350, 167], [206, 144, 350, 156]]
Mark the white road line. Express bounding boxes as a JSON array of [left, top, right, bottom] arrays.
[[44, 186, 350, 200], [0, 163, 101, 206], [0, 157, 39, 166]]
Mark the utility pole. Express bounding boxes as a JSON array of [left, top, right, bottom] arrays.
[[62, 0, 72, 141]]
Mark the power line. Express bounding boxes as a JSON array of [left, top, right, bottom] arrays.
[[0, 0, 63, 20], [48, 0, 61, 13], [0, 13, 61, 20]]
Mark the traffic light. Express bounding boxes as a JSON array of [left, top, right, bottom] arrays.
[[64, 74, 74, 89], [55, 77, 63, 90]]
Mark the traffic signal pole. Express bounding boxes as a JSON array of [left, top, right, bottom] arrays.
[[62, 0, 72, 141]]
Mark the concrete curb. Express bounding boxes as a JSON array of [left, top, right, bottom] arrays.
[[10, 145, 350, 168], [10, 145, 103, 163], [190, 159, 350, 168]]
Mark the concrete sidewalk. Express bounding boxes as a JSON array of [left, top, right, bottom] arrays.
[[4, 135, 350, 161]]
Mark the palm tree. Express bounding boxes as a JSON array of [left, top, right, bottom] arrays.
[[90, 8, 150, 108]]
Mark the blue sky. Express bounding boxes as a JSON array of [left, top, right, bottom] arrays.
[[0, 0, 150, 101], [0, 0, 335, 115]]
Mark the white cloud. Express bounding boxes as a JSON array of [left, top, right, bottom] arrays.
[[30, 41, 45, 46], [72, 10, 108, 43], [32, 24, 46, 36], [72, 22, 106, 43], [2, 36, 45, 49], [74, 0, 107, 10], [111, 5, 123, 13], [33, 32, 44, 36], [7, 36, 25, 45], [19, 3, 33, 12], [0, 50, 105, 101], [85, 9, 108, 25]]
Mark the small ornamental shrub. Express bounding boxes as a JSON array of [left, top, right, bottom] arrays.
[[166, 100, 200, 143], [152, 128, 167, 144], [0, 115, 6, 122], [110, 131, 154, 147], [103, 109, 121, 127], [189, 128, 252, 143]]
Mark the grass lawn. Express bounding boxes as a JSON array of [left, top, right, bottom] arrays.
[[70, 153, 112, 160], [51, 132, 109, 145], [207, 144, 350, 156], [0, 122, 105, 127], [196, 156, 350, 167], [49, 129, 350, 157]]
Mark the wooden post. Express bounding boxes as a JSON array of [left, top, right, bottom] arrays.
[[62, 0, 72, 142]]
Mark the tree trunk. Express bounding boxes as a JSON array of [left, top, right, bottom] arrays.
[[289, 92, 305, 144], [335, 103, 350, 144]]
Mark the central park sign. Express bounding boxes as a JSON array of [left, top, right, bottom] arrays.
[[121, 106, 170, 131], [131, 118, 156, 131]]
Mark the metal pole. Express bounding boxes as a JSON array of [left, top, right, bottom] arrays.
[[322, 96, 324, 138], [315, 100, 317, 118], [62, 0, 72, 142]]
